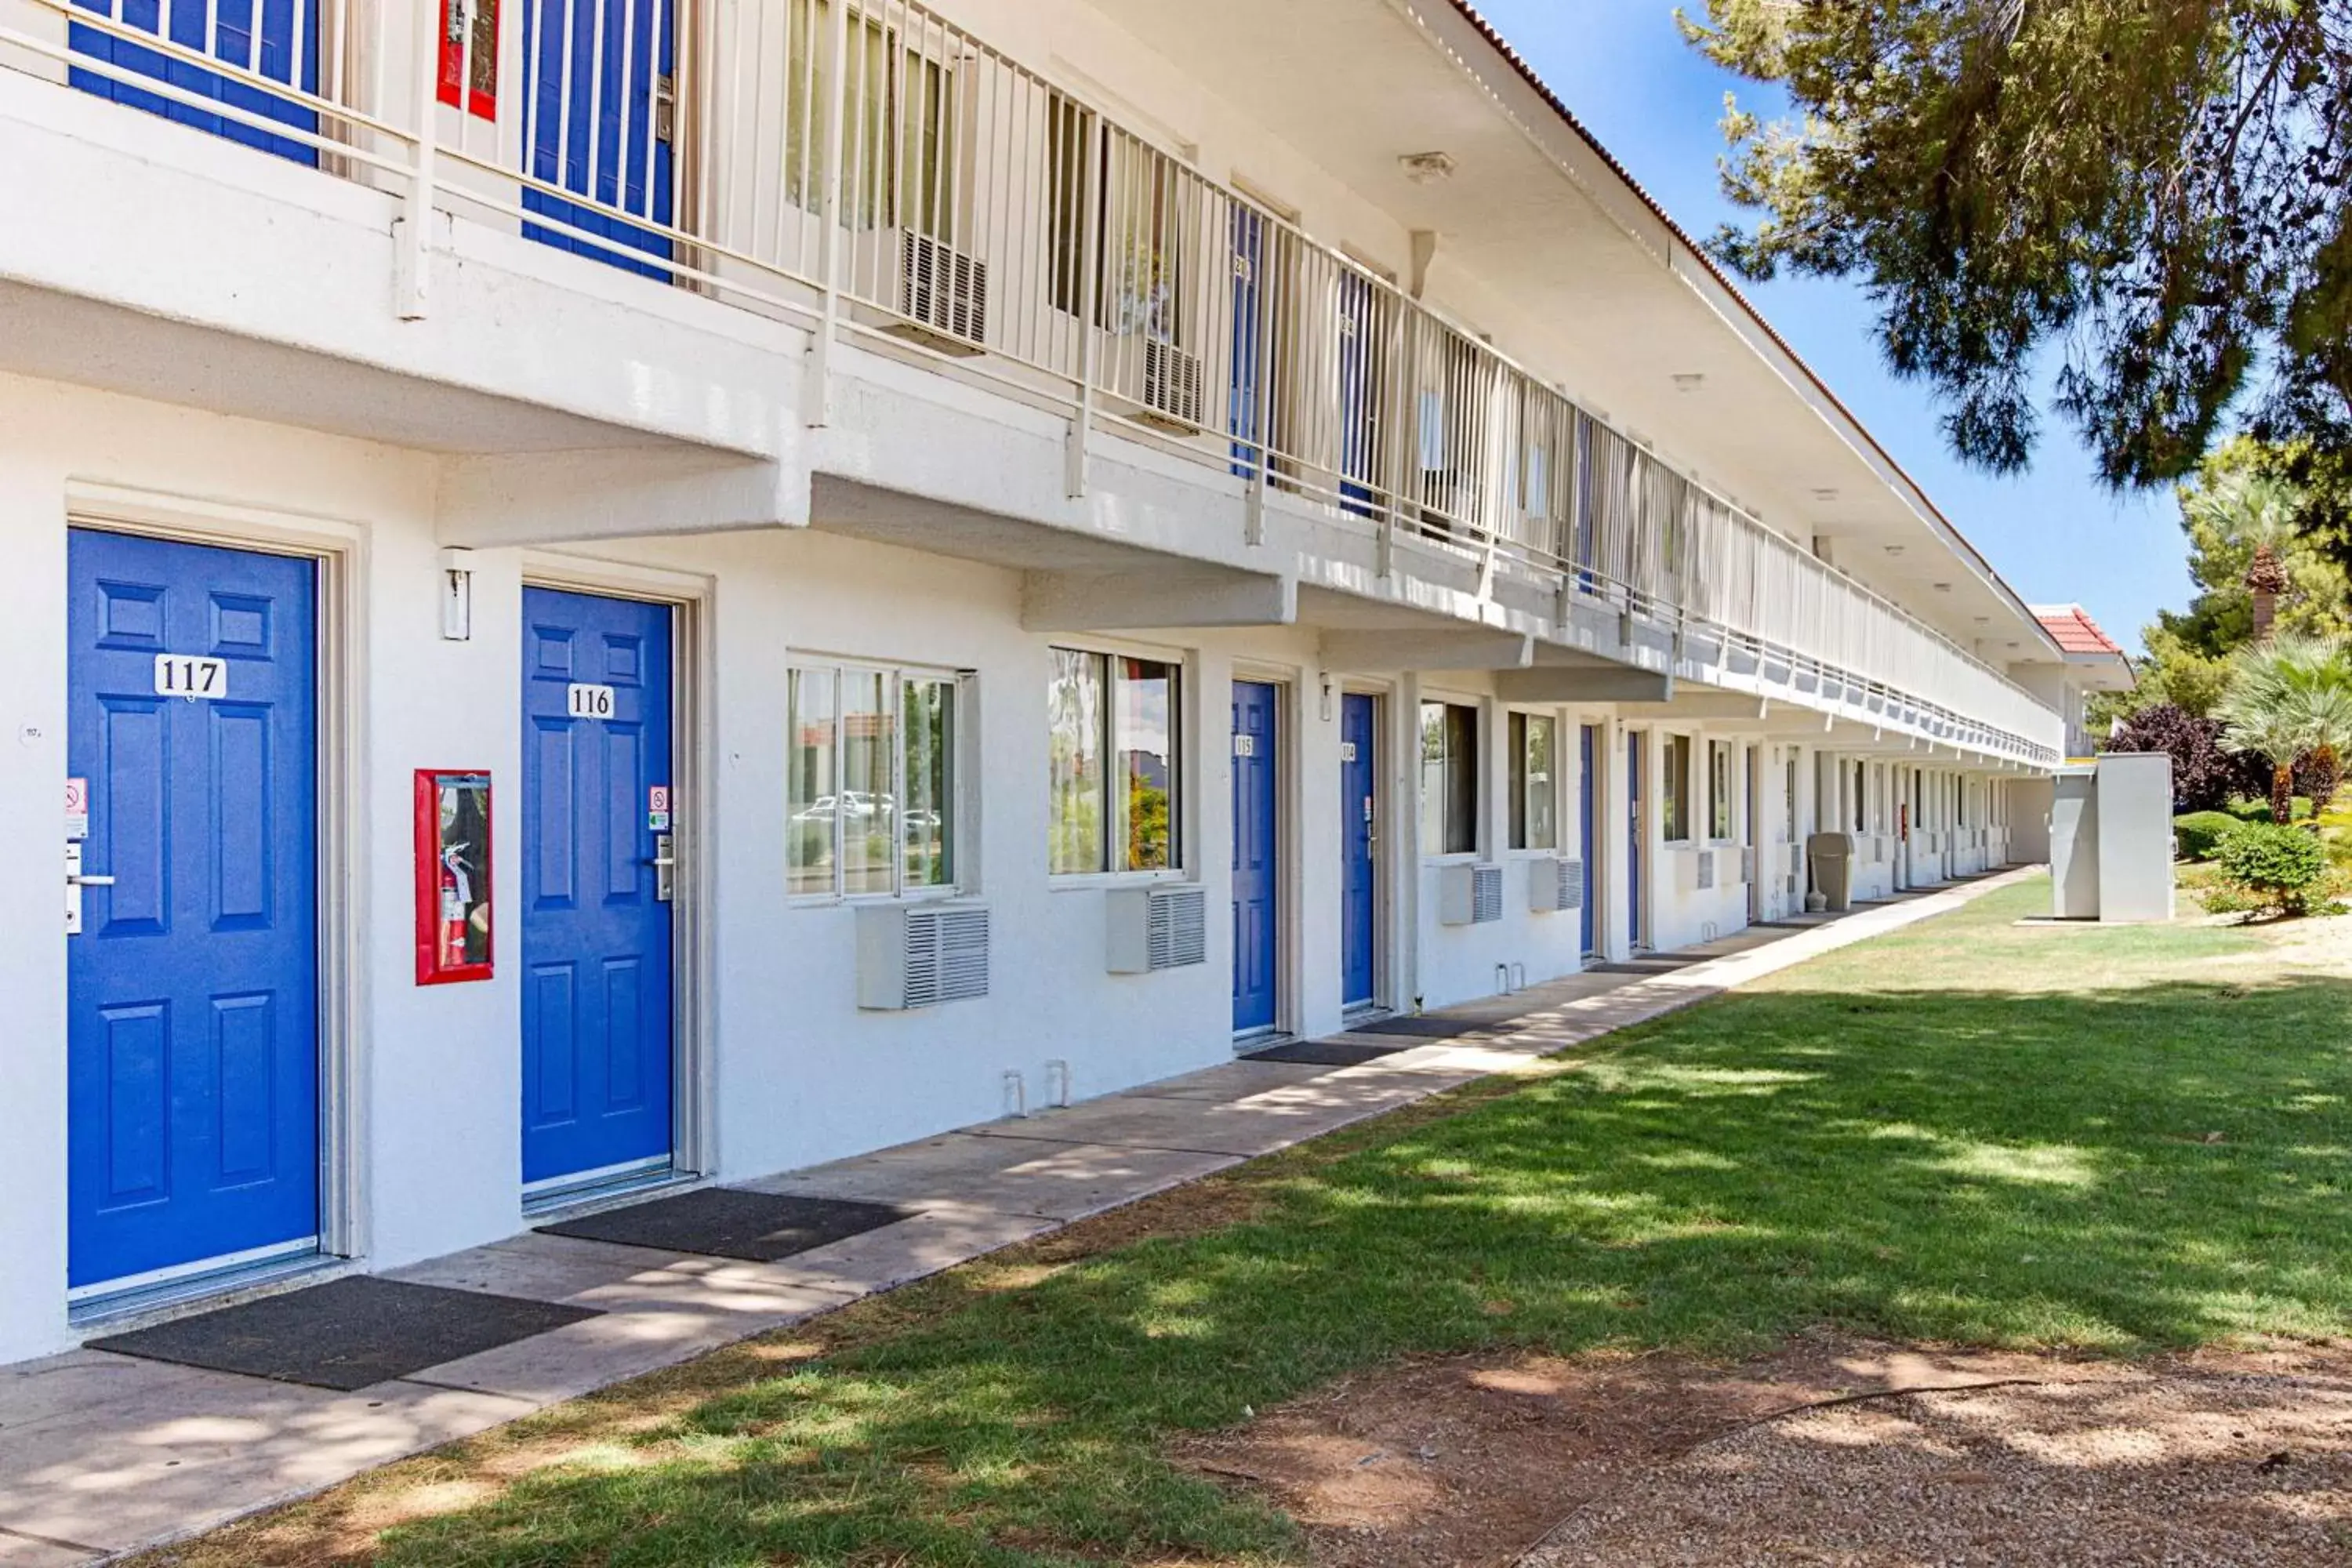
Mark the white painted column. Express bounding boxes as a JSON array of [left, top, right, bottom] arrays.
[[0, 452, 70, 1363], [1600, 716, 1634, 962]]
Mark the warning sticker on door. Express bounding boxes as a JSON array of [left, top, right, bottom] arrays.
[[65, 776, 89, 841], [648, 785, 670, 830]]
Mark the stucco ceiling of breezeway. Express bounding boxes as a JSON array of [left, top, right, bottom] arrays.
[[0, 281, 685, 455], [1071, 0, 2063, 666]]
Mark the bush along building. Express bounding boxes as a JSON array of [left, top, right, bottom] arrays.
[[0, 0, 2112, 1360]]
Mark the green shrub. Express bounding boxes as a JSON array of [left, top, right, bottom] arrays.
[[2213, 822, 2331, 916], [2225, 797, 2273, 823], [2172, 811, 2243, 862]]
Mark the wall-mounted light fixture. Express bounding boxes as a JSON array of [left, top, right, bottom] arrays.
[[440, 547, 474, 641]]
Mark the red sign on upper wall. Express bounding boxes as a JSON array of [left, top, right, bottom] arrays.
[[438, 0, 499, 121]]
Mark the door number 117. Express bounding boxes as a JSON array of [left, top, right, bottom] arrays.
[[154, 655, 228, 700]]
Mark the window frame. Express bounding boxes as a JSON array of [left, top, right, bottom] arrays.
[[1419, 698, 1481, 858], [1661, 732, 1694, 844], [786, 656, 969, 904], [1708, 739, 1733, 841], [1047, 644, 1187, 880], [1507, 710, 1559, 852]]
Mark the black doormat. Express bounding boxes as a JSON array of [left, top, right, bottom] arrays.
[[539, 1187, 918, 1263], [1246, 1039, 1403, 1066], [1347, 1014, 1520, 1040], [88, 1276, 598, 1392]]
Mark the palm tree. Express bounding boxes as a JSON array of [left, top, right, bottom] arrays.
[[2184, 470, 2302, 642], [2215, 636, 2352, 822]]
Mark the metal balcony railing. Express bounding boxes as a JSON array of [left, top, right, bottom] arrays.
[[4, 0, 2063, 764]]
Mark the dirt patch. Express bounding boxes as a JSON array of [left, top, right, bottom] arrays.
[[1175, 1337, 2352, 1568]]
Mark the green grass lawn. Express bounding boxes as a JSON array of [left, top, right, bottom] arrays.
[[180, 880, 2352, 1567]]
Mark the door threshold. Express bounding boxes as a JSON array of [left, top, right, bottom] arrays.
[[1341, 1004, 1392, 1026], [70, 1247, 339, 1331], [1232, 1029, 1290, 1055], [523, 1164, 697, 1221]]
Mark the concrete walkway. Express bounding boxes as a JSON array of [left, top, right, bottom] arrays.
[[0, 869, 2034, 1565]]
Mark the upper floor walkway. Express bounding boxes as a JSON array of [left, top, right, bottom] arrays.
[[0, 0, 2067, 764]]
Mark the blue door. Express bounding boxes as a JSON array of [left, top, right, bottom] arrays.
[[1337, 271, 1377, 517], [521, 588, 675, 1189], [70, 0, 321, 165], [1340, 693, 1377, 1008], [1230, 206, 1266, 479], [1232, 681, 1279, 1036], [67, 530, 319, 1292], [1627, 731, 1644, 949], [1578, 724, 1599, 956], [524, 0, 676, 278]]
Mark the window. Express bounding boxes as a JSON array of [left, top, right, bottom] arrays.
[[1420, 701, 1479, 855], [1508, 712, 1557, 851], [1661, 734, 1693, 844], [1709, 741, 1733, 840], [1049, 648, 1181, 874], [788, 662, 961, 898], [783, 0, 956, 233], [1047, 96, 1094, 316], [1853, 760, 1867, 833]]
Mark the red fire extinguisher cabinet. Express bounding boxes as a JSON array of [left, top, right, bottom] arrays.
[[414, 768, 495, 985]]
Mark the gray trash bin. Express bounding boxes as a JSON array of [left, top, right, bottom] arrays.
[[1806, 831, 1857, 913]]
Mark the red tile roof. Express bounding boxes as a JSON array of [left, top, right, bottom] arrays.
[[2033, 604, 2124, 657]]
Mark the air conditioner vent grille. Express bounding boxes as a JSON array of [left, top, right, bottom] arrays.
[[1472, 863, 1503, 924], [1530, 857, 1584, 913], [898, 231, 989, 350], [1107, 884, 1209, 972], [1439, 862, 1504, 925], [859, 902, 990, 1009], [1141, 339, 1206, 430], [1696, 851, 1716, 891], [1147, 886, 1208, 970]]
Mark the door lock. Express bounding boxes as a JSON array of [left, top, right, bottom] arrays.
[[649, 833, 676, 902], [65, 842, 114, 935]]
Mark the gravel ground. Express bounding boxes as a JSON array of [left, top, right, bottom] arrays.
[[1521, 1355, 2352, 1567]]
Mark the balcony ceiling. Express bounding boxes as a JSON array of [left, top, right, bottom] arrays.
[[1071, 0, 2060, 664], [0, 281, 684, 456]]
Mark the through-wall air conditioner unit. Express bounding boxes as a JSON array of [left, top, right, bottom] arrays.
[[1871, 836, 1887, 865], [1695, 850, 1716, 891], [1530, 857, 1584, 914], [1739, 847, 1756, 884], [1106, 884, 1209, 973], [887, 231, 989, 357], [1137, 339, 1206, 433], [1439, 862, 1504, 925], [857, 902, 991, 1010]]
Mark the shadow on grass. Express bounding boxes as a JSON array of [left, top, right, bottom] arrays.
[[364, 973, 2352, 1566]]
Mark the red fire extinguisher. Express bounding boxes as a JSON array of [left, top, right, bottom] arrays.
[[438, 846, 472, 968]]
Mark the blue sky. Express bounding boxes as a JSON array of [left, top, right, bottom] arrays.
[[1470, 1, 2190, 652]]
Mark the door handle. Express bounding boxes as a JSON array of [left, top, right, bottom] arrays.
[[648, 833, 676, 902], [67, 873, 117, 887]]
